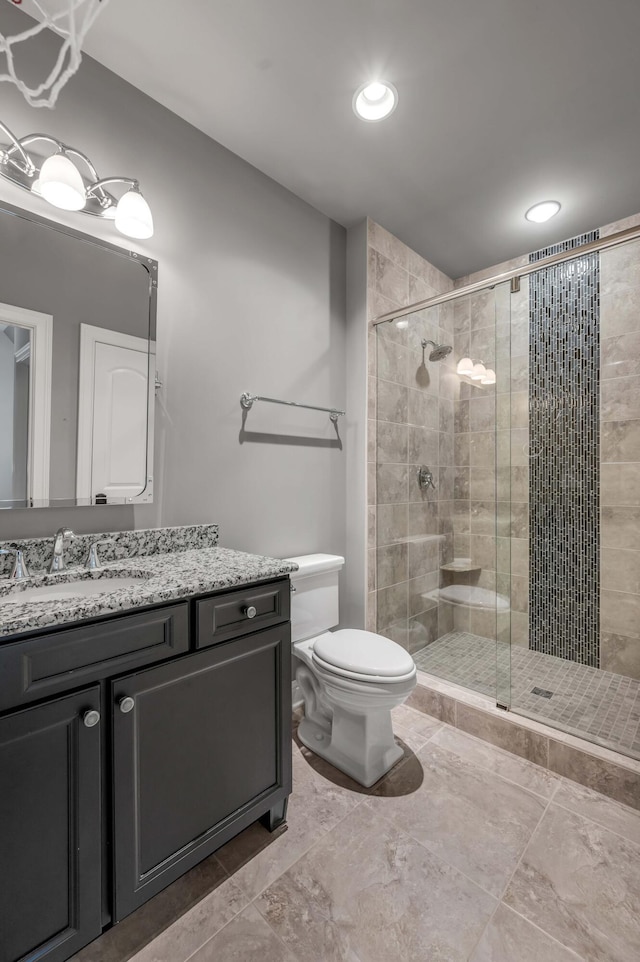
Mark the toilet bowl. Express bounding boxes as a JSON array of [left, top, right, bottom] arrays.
[[286, 554, 417, 787]]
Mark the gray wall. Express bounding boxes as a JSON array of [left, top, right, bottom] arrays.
[[0, 6, 348, 590]]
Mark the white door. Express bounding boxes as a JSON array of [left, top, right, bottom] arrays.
[[77, 325, 154, 502]]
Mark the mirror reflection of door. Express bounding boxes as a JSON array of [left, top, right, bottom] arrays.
[[0, 303, 52, 505], [76, 324, 154, 503]]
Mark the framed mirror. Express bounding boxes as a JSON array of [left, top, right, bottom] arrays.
[[0, 200, 157, 508]]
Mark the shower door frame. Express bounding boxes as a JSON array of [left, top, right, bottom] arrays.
[[372, 223, 640, 329]]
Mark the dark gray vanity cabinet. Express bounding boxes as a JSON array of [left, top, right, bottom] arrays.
[[112, 623, 291, 919], [0, 578, 291, 962], [0, 687, 102, 962]]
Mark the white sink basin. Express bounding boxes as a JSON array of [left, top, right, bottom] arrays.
[[0, 577, 146, 607]]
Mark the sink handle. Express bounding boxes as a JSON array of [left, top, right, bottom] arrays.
[[0, 548, 30, 581], [85, 538, 116, 571]]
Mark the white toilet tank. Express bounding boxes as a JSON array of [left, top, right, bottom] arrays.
[[285, 554, 345, 643]]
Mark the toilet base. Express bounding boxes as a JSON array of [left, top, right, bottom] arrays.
[[298, 712, 404, 788]]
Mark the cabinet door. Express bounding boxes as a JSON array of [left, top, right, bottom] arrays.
[[0, 688, 102, 962], [112, 624, 291, 921]]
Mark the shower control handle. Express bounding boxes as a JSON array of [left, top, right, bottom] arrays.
[[417, 466, 436, 490]]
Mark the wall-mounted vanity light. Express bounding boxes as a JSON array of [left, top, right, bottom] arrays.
[[0, 120, 154, 239]]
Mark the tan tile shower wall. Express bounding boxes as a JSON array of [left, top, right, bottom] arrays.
[[453, 267, 530, 648], [366, 221, 454, 651], [451, 292, 497, 640], [600, 214, 640, 680]]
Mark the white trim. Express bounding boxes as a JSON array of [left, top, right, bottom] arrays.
[[77, 324, 154, 503], [0, 301, 52, 502]]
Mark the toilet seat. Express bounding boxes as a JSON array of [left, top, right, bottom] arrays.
[[312, 629, 416, 685]]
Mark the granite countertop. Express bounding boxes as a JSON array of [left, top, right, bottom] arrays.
[[0, 546, 298, 639]]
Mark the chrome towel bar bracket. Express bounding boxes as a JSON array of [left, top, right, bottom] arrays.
[[240, 392, 345, 423]]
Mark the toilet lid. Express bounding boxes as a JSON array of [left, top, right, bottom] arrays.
[[313, 629, 416, 679]]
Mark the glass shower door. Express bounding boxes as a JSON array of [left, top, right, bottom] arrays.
[[374, 283, 511, 706], [504, 234, 640, 762]]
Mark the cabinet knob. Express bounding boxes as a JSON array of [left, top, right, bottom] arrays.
[[243, 605, 257, 619], [119, 696, 135, 714], [83, 709, 100, 728]]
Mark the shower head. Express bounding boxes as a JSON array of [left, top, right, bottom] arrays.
[[421, 339, 453, 362]]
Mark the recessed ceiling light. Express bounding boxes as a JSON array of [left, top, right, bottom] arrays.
[[353, 81, 398, 122], [525, 200, 561, 223]]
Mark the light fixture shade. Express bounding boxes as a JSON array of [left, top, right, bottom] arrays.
[[456, 357, 475, 377], [115, 189, 154, 239], [471, 362, 487, 381], [353, 81, 398, 121], [481, 368, 496, 385], [39, 153, 85, 211]]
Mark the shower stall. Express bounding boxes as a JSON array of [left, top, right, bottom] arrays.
[[372, 223, 640, 763]]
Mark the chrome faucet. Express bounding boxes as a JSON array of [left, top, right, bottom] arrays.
[[0, 547, 31, 581], [49, 527, 75, 573]]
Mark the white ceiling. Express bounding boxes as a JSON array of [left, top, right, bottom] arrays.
[[76, 0, 640, 275]]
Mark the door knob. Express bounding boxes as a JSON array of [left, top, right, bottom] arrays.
[[119, 696, 135, 714], [243, 605, 257, 619], [83, 709, 100, 728]]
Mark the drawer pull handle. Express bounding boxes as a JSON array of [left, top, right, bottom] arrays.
[[119, 696, 135, 714], [83, 709, 101, 728], [243, 605, 257, 619]]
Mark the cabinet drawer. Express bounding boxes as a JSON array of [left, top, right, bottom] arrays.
[[195, 579, 289, 648], [0, 604, 189, 713]]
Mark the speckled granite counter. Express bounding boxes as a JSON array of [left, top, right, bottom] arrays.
[[0, 526, 297, 639]]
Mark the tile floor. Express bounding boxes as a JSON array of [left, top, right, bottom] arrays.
[[74, 705, 640, 962], [413, 631, 640, 759]]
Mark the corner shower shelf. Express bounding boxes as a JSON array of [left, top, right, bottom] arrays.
[[440, 562, 481, 574]]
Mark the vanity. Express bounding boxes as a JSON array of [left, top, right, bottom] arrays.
[[0, 189, 298, 962], [0, 525, 296, 962]]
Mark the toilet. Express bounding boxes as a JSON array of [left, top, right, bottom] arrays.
[[286, 553, 417, 787]]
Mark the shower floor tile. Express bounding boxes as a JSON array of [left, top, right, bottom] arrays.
[[413, 631, 640, 760]]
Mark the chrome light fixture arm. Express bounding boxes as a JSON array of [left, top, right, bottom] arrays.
[[0, 119, 35, 173], [85, 175, 137, 209]]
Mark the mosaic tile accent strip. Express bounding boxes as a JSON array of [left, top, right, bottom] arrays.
[[413, 631, 640, 760], [529, 232, 600, 666]]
